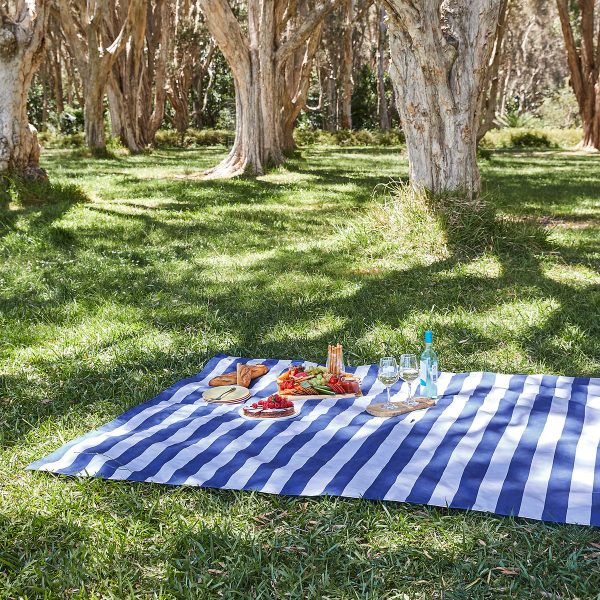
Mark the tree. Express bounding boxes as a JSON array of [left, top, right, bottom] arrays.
[[0, 0, 49, 181], [279, 5, 324, 149], [198, 0, 342, 177], [338, 0, 354, 129], [166, 0, 216, 140], [58, 0, 144, 151], [556, 0, 600, 150], [494, 1, 567, 120], [478, 0, 509, 140], [376, 6, 390, 130], [107, 0, 170, 152], [383, 0, 503, 197], [315, 0, 372, 131]]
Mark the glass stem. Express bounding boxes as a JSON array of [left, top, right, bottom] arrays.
[[386, 386, 391, 406]]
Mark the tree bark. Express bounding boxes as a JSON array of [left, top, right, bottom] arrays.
[[478, 0, 509, 141], [199, 0, 341, 177], [556, 0, 600, 151], [280, 11, 324, 151], [384, 0, 503, 197], [0, 0, 49, 181], [338, 0, 354, 129], [107, 0, 169, 152], [376, 5, 390, 131], [58, 0, 143, 151], [190, 41, 216, 129]]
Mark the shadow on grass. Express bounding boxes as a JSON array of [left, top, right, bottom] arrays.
[[0, 178, 88, 242], [1, 149, 598, 448]]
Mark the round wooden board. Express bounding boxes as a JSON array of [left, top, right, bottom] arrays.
[[366, 397, 435, 417]]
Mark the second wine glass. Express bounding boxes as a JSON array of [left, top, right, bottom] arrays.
[[400, 354, 419, 407]]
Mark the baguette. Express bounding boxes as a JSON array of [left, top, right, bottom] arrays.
[[237, 363, 253, 387], [209, 364, 269, 387]]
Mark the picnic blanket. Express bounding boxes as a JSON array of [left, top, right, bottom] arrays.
[[28, 354, 600, 526]]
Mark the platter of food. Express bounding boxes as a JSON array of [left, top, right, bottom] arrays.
[[240, 394, 299, 420], [277, 344, 362, 400]]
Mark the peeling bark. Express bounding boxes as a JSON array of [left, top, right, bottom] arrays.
[[384, 0, 503, 197], [556, 0, 600, 151], [166, 0, 215, 140], [0, 0, 49, 180], [338, 0, 354, 129], [108, 0, 170, 152], [58, 0, 144, 151], [478, 0, 509, 141], [376, 5, 390, 131], [198, 0, 341, 177]]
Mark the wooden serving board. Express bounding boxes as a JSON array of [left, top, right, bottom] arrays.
[[285, 390, 362, 401], [366, 396, 435, 417]]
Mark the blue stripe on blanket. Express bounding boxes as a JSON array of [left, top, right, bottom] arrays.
[[27, 354, 600, 526]]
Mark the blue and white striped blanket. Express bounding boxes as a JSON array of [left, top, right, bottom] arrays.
[[28, 354, 600, 526]]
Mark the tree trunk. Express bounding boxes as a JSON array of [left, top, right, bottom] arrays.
[[199, 0, 341, 177], [58, 0, 143, 152], [280, 17, 323, 153], [376, 6, 390, 131], [384, 0, 502, 197], [556, 0, 600, 151], [51, 33, 64, 115], [84, 76, 107, 151], [478, 0, 509, 141], [338, 0, 354, 129], [206, 48, 283, 176], [106, 0, 165, 153], [0, 1, 49, 181]]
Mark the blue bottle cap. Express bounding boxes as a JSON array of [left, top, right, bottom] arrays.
[[425, 330, 433, 343]]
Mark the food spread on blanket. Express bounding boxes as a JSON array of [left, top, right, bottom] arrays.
[[242, 394, 296, 419], [209, 364, 269, 387], [277, 345, 361, 397]]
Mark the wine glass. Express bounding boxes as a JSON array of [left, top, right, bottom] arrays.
[[378, 357, 399, 410], [400, 354, 419, 407]]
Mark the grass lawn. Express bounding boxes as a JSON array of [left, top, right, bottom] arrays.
[[1, 145, 599, 599]]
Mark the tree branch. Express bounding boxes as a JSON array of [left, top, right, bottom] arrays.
[[275, 0, 344, 67], [57, 0, 88, 73], [104, 0, 144, 61], [197, 0, 250, 83], [556, 0, 585, 103]]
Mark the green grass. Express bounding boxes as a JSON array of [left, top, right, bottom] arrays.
[[1, 145, 599, 599]]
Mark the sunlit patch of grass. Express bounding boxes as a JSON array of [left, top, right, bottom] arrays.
[[0, 147, 599, 598]]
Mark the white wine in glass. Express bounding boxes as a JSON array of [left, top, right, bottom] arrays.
[[400, 354, 419, 407], [378, 357, 399, 410]]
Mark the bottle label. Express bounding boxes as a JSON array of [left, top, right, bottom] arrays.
[[430, 363, 438, 383]]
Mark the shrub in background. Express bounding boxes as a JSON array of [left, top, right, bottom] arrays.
[[481, 127, 582, 149], [154, 129, 233, 148], [509, 131, 555, 149], [294, 128, 404, 147], [536, 86, 581, 129]]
